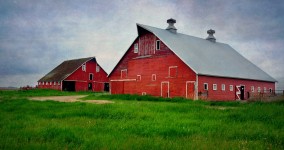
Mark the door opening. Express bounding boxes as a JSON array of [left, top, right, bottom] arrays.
[[161, 82, 169, 98], [88, 83, 92, 91], [186, 81, 195, 99]]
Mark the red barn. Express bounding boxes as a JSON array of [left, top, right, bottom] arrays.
[[108, 19, 276, 101], [38, 57, 109, 92]]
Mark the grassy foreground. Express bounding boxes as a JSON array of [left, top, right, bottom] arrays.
[[0, 89, 283, 149]]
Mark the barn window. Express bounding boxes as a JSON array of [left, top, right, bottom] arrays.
[[50, 82, 52, 85], [264, 87, 267, 93], [46, 82, 49, 85], [38, 82, 41, 85], [121, 69, 127, 78], [213, 84, 217, 91], [152, 74, 156, 81], [230, 85, 233, 91], [169, 66, 177, 77], [251, 86, 254, 92], [54, 82, 56, 85], [96, 64, 100, 72], [156, 40, 160, 50], [58, 81, 61, 85], [89, 73, 93, 80], [204, 83, 208, 90], [269, 88, 272, 93], [142, 92, 147, 95], [134, 43, 139, 53], [82, 63, 86, 72], [42, 82, 45, 85], [221, 84, 225, 91], [137, 75, 141, 81], [258, 87, 261, 93]]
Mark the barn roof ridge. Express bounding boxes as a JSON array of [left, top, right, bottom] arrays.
[[136, 23, 276, 82], [38, 56, 96, 82]]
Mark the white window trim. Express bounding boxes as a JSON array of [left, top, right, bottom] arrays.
[[121, 69, 127, 79], [137, 75, 141, 81], [82, 63, 86, 72], [89, 73, 94, 80], [213, 84, 217, 91], [152, 74, 156, 81], [204, 83, 208, 90], [258, 87, 261, 93], [142, 92, 147, 95], [134, 43, 138, 53], [251, 86, 255, 92], [50, 82, 52, 85], [58, 81, 61, 85], [264, 87, 267, 93], [230, 85, 233, 91], [38, 82, 41, 85], [169, 66, 178, 77], [156, 40, 161, 50], [96, 64, 100, 72], [54, 82, 56, 85], [221, 84, 225, 91]]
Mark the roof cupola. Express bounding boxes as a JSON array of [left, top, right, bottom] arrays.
[[166, 18, 177, 33], [206, 29, 216, 42]]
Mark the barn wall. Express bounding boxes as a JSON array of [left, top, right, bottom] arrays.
[[198, 75, 275, 101], [65, 60, 108, 92], [109, 32, 196, 98], [37, 82, 61, 90]]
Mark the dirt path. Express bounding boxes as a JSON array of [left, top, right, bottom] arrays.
[[29, 95, 114, 104]]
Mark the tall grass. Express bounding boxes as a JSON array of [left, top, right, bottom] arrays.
[[0, 90, 283, 149]]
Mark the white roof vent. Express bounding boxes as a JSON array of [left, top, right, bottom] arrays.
[[166, 18, 177, 33], [206, 29, 216, 42]]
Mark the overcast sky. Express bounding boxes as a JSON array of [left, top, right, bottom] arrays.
[[0, 0, 284, 89]]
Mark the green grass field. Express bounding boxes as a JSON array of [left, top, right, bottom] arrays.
[[0, 89, 283, 149]]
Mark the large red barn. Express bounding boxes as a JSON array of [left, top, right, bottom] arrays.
[[38, 57, 109, 92], [108, 19, 276, 101]]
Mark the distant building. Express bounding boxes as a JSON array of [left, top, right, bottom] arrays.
[[38, 57, 109, 92], [108, 19, 276, 101]]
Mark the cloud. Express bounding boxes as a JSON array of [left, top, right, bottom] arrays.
[[0, 0, 283, 88]]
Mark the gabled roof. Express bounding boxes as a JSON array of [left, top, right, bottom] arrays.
[[38, 57, 95, 82], [137, 23, 276, 82]]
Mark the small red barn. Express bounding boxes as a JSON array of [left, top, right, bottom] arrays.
[[38, 57, 109, 92], [108, 19, 276, 101]]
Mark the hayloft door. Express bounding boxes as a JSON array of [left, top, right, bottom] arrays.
[[161, 82, 169, 98]]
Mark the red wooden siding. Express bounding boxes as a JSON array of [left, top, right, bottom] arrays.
[[198, 75, 275, 101], [109, 32, 196, 98]]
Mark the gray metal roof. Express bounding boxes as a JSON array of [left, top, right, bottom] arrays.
[[137, 23, 276, 82]]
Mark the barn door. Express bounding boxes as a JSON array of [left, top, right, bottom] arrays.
[[111, 81, 124, 94], [186, 81, 195, 99], [88, 83, 92, 91], [161, 82, 169, 98], [236, 85, 245, 100]]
